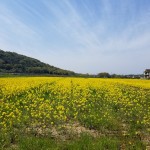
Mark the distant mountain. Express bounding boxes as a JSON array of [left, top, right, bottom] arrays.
[[0, 49, 76, 76]]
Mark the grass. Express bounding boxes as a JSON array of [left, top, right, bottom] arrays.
[[0, 130, 146, 150]]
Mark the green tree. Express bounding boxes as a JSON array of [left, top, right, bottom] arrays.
[[97, 72, 110, 78]]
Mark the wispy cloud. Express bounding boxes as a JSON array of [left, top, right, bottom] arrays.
[[0, 0, 150, 74]]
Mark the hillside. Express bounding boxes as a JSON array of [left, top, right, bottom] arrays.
[[0, 49, 76, 76]]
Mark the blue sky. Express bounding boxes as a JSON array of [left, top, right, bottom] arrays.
[[0, 0, 150, 74]]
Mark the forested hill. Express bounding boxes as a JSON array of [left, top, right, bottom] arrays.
[[0, 49, 76, 76]]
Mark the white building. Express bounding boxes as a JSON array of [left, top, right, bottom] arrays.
[[144, 69, 150, 79]]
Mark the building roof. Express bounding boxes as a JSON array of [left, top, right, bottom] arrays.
[[145, 69, 150, 73]]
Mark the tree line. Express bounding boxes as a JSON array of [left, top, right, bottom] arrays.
[[0, 50, 75, 76], [0, 50, 142, 78]]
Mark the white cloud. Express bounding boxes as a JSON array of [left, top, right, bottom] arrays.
[[0, 0, 149, 74]]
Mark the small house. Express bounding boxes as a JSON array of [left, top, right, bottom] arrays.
[[144, 69, 150, 79]]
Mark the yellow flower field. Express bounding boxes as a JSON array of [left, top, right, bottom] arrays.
[[0, 77, 150, 148]]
